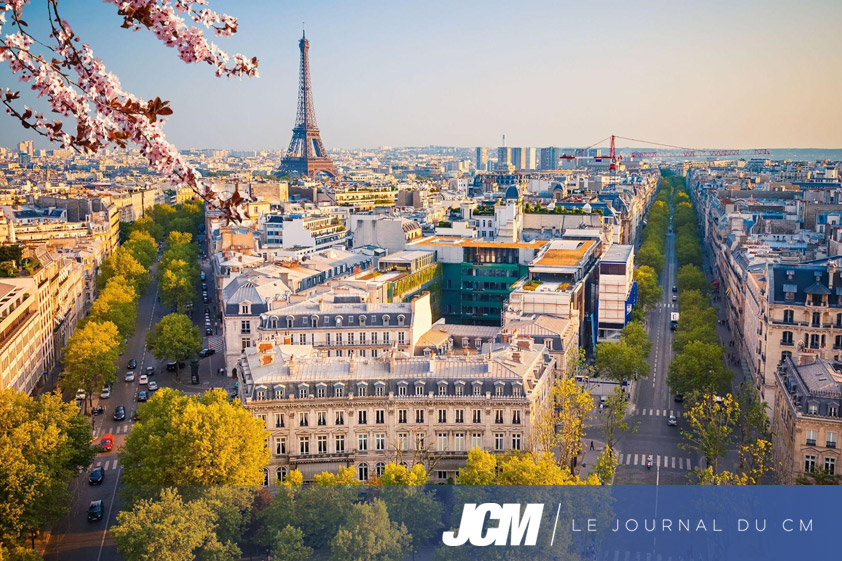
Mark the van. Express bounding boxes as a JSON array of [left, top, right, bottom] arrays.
[[166, 362, 177, 372]]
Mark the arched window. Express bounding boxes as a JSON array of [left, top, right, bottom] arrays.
[[382, 315, 390, 325], [286, 316, 294, 329], [336, 316, 343, 327], [276, 466, 287, 483], [360, 315, 367, 326], [263, 469, 269, 486], [357, 463, 369, 481], [311, 315, 319, 327], [397, 314, 406, 326], [270, 318, 278, 329], [376, 462, 385, 477]]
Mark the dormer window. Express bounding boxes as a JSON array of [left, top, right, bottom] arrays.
[[360, 315, 367, 326], [382, 315, 390, 325], [415, 382, 425, 396], [397, 381, 408, 396], [270, 318, 278, 329], [357, 382, 367, 397], [348, 315, 354, 324], [286, 316, 294, 329], [472, 381, 482, 396], [311, 315, 319, 327], [512, 383, 522, 398], [299, 385, 309, 399], [241, 303, 250, 314], [334, 383, 345, 397], [375, 382, 385, 396], [256, 388, 266, 400], [336, 316, 343, 327], [398, 314, 406, 326]]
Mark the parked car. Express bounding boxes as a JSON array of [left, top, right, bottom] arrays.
[[166, 361, 178, 372], [138, 374, 148, 385], [128, 358, 137, 369], [125, 371, 135, 382], [99, 433, 113, 452], [75, 388, 86, 401], [148, 380, 158, 392], [145, 366, 155, 376], [100, 386, 111, 399], [113, 405, 126, 421], [88, 466, 104, 485], [672, 286, 677, 293], [674, 394, 684, 403], [87, 500, 103, 522], [137, 391, 148, 402], [199, 348, 216, 358], [205, 327, 213, 336]]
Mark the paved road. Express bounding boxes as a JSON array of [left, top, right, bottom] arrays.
[[588, 200, 704, 485], [46, 246, 232, 561]]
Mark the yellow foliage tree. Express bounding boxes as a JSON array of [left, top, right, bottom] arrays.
[[313, 466, 358, 486]]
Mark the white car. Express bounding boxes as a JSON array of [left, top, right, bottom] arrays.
[[138, 374, 149, 385], [100, 387, 111, 399], [75, 388, 86, 401], [125, 371, 135, 382], [668, 415, 677, 426]]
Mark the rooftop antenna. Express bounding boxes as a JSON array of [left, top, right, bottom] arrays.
[[302, 21, 305, 38]]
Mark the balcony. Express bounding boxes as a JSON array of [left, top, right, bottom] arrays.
[[827, 441, 837, 449], [806, 439, 817, 446]]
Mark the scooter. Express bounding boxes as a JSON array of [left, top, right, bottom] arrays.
[[92, 405, 104, 416], [646, 455, 653, 469]]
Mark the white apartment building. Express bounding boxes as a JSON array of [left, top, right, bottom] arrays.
[[596, 244, 635, 342], [282, 216, 346, 253], [239, 335, 555, 483]]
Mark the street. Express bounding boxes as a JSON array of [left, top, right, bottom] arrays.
[[45, 249, 231, 561], [588, 200, 703, 485]]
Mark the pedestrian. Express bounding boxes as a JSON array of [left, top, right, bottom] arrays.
[[590, 440, 595, 451]]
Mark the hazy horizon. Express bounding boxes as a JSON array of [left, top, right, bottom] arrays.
[[1, 0, 841, 151]]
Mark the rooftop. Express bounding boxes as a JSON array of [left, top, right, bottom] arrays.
[[413, 236, 547, 250]]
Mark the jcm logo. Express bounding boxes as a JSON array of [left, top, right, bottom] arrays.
[[442, 503, 544, 546]]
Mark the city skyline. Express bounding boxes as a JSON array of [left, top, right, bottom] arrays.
[[0, 0, 840, 151]]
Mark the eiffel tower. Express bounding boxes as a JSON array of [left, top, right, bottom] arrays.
[[279, 31, 337, 178]]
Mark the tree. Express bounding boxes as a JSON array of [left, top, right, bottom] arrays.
[[331, 499, 410, 561], [313, 466, 358, 486], [455, 448, 497, 485], [61, 320, 120, 410], [146, 313, 203, 364], [167, 230, 194, 247], [593, 446, 618, 485], [676, 264, 708, 294], [111, 488, 237, 561], [375, 463, 428, 485], [620, 321, 651, 359], [680, 393, 739, 474], [133, 216, 165, 244], [270, 525, 312, 561], [88, 277, 138, 340], [595, 340, 650, 383], [796, 467, 841, 485], [159, 262, 195, 312], [667, 341, 731, 396], [455, 449, 600, 485], [119, 388, 269, 488], [1, 2, 257, 222], [635, 242, 664, 275], [602, 387, 629, 450], [533, 377, 593, 471], [0, 390, 95, 550], [98, 247, 149, 291], [634, 266, 662, 310], [122, 230, 158, 269], [374, 464, 442, 551]]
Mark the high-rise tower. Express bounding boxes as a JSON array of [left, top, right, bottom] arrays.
[[279, 31, 337, 178]]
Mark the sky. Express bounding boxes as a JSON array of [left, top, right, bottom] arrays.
[[1, 0, 841, 151]]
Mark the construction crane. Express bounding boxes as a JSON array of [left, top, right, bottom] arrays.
[[559, 135, 770, 169]]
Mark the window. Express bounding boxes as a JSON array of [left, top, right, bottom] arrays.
[[398, 314, 406, 326], [831, 407, 839, 418], [317, 435, 327, 453], [415, 384, 424, 396], [472, 409, 482, 423], [812, 312, 821, 327], [383, 332, 390, 344], [336, 333, 343, 346], [805, 455, 816, 472], [781, 351, 792, 363], [825, 457, 836, 475], [473, 384, 482, 396], [398, 385, 407, 397], [415, 409, 425, 423], [276, 467, 287, 483], [348, 333, 355, 346], [455, 409, 464, 423], [828, 432, 837, 448], [263, 469, 268, 486], [335, 434, 345, 453], [494, 433, 504, 451], [241, 304, 250, 314], [837, 313, 842, 328], [836, 335, 842, 350], [336, 316, 343, 327], [241, 320, 251, 334], [376, 462, 385, 477], [415, 433, 425, 450], [398, 331, 406, 345], [807, 430, 817, 446], [455, 385, 464, 397], [360, 332, 367, 344], [471, 433, 482, 449], [317, 411, 327, 426], [325, 333, 332, 345], [376, 433, 385, 450], [512, 433, 522, 450], [358, 410, 367, 424], [299, 412, 308, 427], [398, 433, 408, 451], [375, 384, 385, 396], [495, 385, 503, 397], [360, 315, 367, 326], [358, 463, 369, 481], [241, 338, 251, 349], [255, 414, 267, 426], [809, 404, 819, 415], [438, 409, 447, 423], [455, 432, 465, 451], [783, 309, 794, 323], [317, 386, 326, 398], [372, 332, 378, 345], [398, 409, 407, 423], [299, 386, 309, 399], [335, 411, 345, 425], [438, 432, 448, 451], [358, 434, 368, 451], [255, 389, 266, 401], [810, 334, 820, 349], [335, 385, 344, 397], [274, 413, 285, 428], [358, 384, 367, 397], [382, 315, 390, 325], [782, 331, 793, 345], [375, 409, 384, 424], [512, 410, 521, 424], [438, 383, 447, 396], [495, 409, 504, 424], [274, 437, 286, 455], [299, 333, 306, 344], [299, 436, 310, 455]]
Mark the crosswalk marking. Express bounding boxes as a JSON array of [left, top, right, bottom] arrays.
[[619, 453, 694, 471], [633, 454, 638, 465], [633, 409, 679, 417]]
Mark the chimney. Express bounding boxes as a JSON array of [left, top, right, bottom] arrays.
[[318, 298, 325, 312], [512, 352, 521, 363]]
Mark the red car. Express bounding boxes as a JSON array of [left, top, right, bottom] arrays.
[[99, 433, 113, 452]]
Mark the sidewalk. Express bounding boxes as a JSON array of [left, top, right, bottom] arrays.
[[579, 439, 608, 481]]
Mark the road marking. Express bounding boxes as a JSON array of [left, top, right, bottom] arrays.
[[671, 457, 676, 469], [96, 466, 122, 561], [624, 551, 630, 561], [633, 454, 638, 465], [649, 409, 653, 415]]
